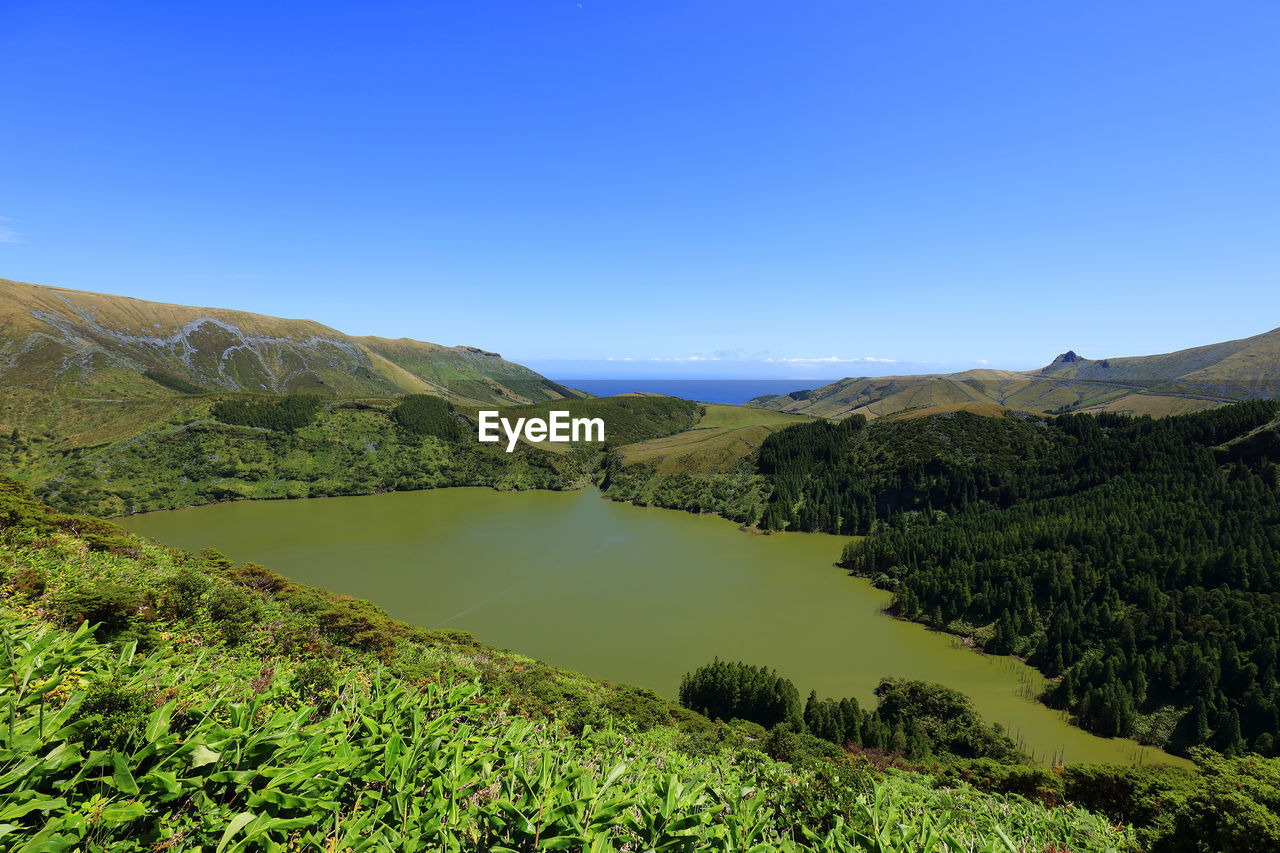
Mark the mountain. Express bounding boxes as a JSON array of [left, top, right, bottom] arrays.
[[0, 277, 581, 406], [1035, 326, 1280, 399], [747, 327, 1280, 420]]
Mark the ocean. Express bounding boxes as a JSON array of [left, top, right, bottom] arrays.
[[557, 379, 822, 405]]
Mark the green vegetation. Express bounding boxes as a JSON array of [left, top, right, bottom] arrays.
[[489, 396, 701, 447], [32, 380, 1275, 764], [210, 394, 324, 431], [1, 475, 1154, 852], [602, 405, 804, 519], [809, 402, 1280, 755], [746, 326, 1280, 422], [606, 400, 1280, 761], [680, 661, 1020, 765], [0, 277, 587, 405], [390, 393, 462, 440], [755, 410, 1053, 535], [141, 369, 207, 395], [600, 457, 770, 522], [17, 393, 704, 516], [679, 660, 803, 729]]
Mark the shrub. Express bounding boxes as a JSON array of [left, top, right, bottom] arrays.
[[228, 561, 288, 594], [390, 394, 460, 440], [211, 394, 322, 431], [157, 567, 208, 618], [293, 659, 338, 705], [60, 582, 143, 639], [942, 758, 1063, 807], [603, 685, 669, 733], [314, 596, 403, 654], [74, 681, 153, 751], [8, 567, 46, 599], [206, 584, 262, 644], [1063, 763, 1196, 833], [760, 727, 846, 767], [142, 369, 206, 394], [1152, 750, 1280, 853], [874, 678, 1020, 761], [200, 547, 234, 571]]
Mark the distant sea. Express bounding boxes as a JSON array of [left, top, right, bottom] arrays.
[[559, 379, 822, 405]]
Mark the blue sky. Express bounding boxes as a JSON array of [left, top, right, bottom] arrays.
[[2, 1, 1277, 379]]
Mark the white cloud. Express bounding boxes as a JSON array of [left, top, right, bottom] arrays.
[[643, 355, 722, 362], [976, 359, 989, 365], [0, 217, 22, 244], [764, 355, 897, 364]]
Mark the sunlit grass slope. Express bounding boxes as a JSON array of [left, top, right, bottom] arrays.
[[748, 327, 1280, 421], [0, 277, 581, 406], [621, 404, 809, 476]]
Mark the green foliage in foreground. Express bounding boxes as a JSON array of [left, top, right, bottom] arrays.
[[0, 474, 1277, 850], [2, 619, 1135, 853]]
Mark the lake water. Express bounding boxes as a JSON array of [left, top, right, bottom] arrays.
[[120, 487, 1186, 767]]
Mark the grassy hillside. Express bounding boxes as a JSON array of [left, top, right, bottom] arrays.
[[1038, 328, 1280, 400], [16, 475, 1272, 852], [11, 393, 703, 516], [473, 396, 703, 449], [747, 327, 1280, 421], [0, 277, 582, 407], [598, 405, 808, 523], [359, 336, 584, 405], [747, 371, 1222, 421], [620, 404, 809, 475], [6, 475, 1280, 851]]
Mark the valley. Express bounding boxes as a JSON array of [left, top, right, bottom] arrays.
[[3, 277, 1279, 849], [117, 485, 1187, 768]]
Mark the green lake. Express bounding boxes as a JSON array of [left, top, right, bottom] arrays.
[[119, 486, 1187, 768]]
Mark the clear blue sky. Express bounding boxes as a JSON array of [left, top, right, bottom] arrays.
[[2, 1, 1277, 379]]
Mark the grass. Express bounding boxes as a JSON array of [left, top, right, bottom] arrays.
[[0, 277, 584, 407], [743, 325, 1280, 421], [748, 372, 1248, 422], [694, 404, 811, 430], [620, 405, 809, 476], [460, 395, 703, 450], [0, 618, 1136, 852], [0, 478, 1141, 852]]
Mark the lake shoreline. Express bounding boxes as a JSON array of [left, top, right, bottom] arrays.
[[118, 484, 1190, 769]]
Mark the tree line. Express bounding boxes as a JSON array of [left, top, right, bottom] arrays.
[[770, 401, 1280, 754], [678, 659, 1020, 763]]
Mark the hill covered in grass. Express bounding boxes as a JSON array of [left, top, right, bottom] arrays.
[[605, 400, 1280, 758], [0, 277, 581, 406], [14, 393, 701, 516], [7, 474, 1278, 852], [746, 326, 1280, 421]]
